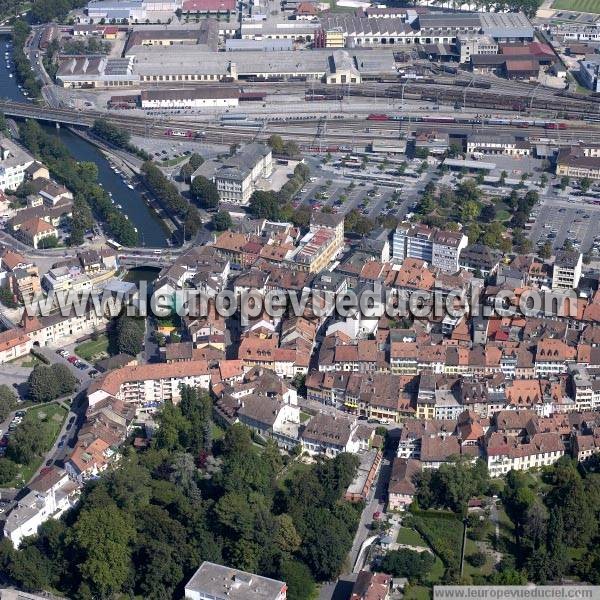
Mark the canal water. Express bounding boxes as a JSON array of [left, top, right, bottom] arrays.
[[0, 35, 170, 248]]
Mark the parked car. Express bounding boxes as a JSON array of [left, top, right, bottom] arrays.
[[67, 356, 77, 364]]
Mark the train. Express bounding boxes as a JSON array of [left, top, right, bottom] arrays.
[[303, 145, 353, 153], [305, 92, 344, 101], [366, 114, 568, 129], [164, 129, 205, 138]]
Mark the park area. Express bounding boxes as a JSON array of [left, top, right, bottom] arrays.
[[75, 335, 109, 363], [4, 402, 68, 487], [552, 0, 600, 13]]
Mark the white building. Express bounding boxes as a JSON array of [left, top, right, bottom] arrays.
[[0, 138, 34, 192], [87, 360, 212, 413], [300, 413, 360, 457], [579, 57, 600, 93], [184, 562, 287, 600], [393, 224, 467, 273], [192, 143, 272, 205], [456, 33, 497, 63], [140, 87, 240, 109], [486, 432, 564, 478], [552, 250, 582, 290], [3, 469, 80, 548]]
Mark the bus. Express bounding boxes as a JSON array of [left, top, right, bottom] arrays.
[[106, 239, 123, 251]]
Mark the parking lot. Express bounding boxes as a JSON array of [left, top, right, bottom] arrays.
[[528, 189, 600, 255], [299, 154, 430, 221]]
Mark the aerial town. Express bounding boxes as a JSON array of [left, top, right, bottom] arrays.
[[0, 0, 599, 597]]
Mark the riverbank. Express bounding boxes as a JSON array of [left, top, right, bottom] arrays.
[[69, 127, 179, 242]]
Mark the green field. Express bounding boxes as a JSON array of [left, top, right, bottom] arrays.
[[5, 403, 68, 487], [75, 335, 109, 362], [397, 527, 428, 547], [552, 0, 600, 13]]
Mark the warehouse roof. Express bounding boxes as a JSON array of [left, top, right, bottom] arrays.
[[479, 11, 533, 39]]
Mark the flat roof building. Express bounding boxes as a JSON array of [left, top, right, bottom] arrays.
[[184, 561, 287, 600]]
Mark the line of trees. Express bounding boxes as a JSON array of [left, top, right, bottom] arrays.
[[18, 120, 138, 246], [91, 119, 150, 160], [12, 21, 41, 99], [247, 162, 311, 226], [140, 161, 202, 240]]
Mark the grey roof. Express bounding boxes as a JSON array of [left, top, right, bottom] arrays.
[[184, 562, 286, 600], [0, 136, 34, 170], [195, 143, 270, 183], [320, 15, 413, 35], [418, 12, 481, 29], [554, 250, 581, 269], [225, 38, 293, 51], [302, 413, 354, 447], [133, 46, 398, 78], [237, 395, 283, 428], [125, 20, 218, 53], [479, 11, 533, 39]]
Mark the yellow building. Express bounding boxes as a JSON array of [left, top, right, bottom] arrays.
[[325, 28, 345, 48]]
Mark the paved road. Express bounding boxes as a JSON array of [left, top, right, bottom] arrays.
[[348, 455, 392, 571]]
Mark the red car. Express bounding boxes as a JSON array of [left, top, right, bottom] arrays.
[[0, 437, 8, 447], [67, 356, 77, 364]]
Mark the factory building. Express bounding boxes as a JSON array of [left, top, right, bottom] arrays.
[[56, 56, 137, 88]]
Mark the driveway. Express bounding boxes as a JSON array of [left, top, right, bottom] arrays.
[[348, 455, 393, 572], [0, 364, 31, 397], [35, 346, 92, 387]]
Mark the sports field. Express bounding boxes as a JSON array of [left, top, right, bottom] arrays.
[[552, 0, 600, 14]]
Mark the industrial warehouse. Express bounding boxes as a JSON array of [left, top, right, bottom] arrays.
[[55, 9, 536, 89]]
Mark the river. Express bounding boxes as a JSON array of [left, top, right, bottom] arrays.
[[0, 35, 171, 248]]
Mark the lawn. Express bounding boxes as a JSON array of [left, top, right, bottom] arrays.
[[8, 352, 45, 368], [75, 335, 109, 362], [4, 403, 68, 488], [464, 538, 494, 577], [408, 511, 464, 570], [397, 527, 428, 547], [552, 0, 600, 12], [403, 586, 432, 600], [300, 411, 311, 423]]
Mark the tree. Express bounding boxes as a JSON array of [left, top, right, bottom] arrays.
[[559, 175, 570, 190], [110, 315, 145, 357], [0, 385, 16, 421], [248, 191, 282, 220], [212, 210, 232, 231], [268, 134, 285, 154], [190, 176, 220, 210], [540, 174, 548, 188], [0, 459, 17, 485], [580, 177, 592, 193], [179, 162, 195, 183], [280, 560, 316, 600], [273, 514, 301, 554], [188, 153, 204, 170], [467, 551, 487, 567], [539, 241, 553, 260], [27, 365, 60, 403], [68, 504, 135, 598], [380, 548, 435, 581]]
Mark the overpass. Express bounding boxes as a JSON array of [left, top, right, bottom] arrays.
[[0, 101, 98, 127], [118, 252, 180, 269]]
